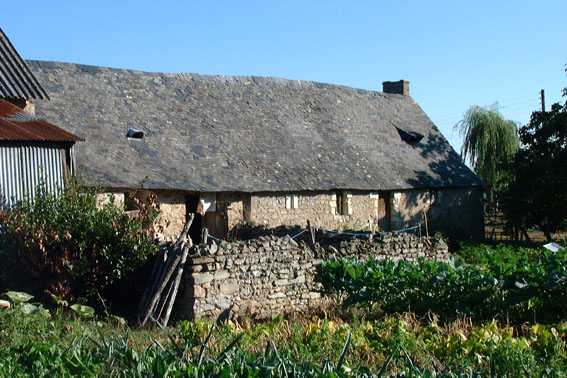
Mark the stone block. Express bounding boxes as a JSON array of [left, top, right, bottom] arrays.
[[190, 285, 206, 298], [190, 256, 215, 265], [191, 272, 213, 284], [220, 279, 239, 294], [214, 297, 231, 310], [186, 265, 203, 273], [274, 279, 289, 286], [214, 270, 230, 281], [268, 292, 286, 299], [294, 275, 306, 284]]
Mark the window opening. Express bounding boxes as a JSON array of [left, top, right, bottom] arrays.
[[126, 128, 144, 139], [336, 191, 348, 215], [285, 194, 299, 209]]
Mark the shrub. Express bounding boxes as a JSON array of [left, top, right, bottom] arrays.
[[0, 181, 159, 306]]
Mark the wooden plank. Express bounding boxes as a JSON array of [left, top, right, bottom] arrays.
[[161, 242, 191, 326], [139, 214, 194, 326], [307, 220, 316, 245], [137, 247, 166, 315], [140, 252, 182, 326]]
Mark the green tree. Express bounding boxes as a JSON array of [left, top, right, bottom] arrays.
[[455, 104, 519, 189], [500, 99, 567, 241]]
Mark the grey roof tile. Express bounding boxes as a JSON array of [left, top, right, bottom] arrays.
[[27, 60, 482, 192]]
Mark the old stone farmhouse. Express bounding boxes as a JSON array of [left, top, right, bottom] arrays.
[[27, 60, 484, 240]]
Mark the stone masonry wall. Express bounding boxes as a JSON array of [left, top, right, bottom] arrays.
[[218, 192, 246, 230], [176, 233, 449, 320], [96, 186, 484, 242], [153, 190, 186, 240], [391, 187, 484, 240], [249, 191, 378, 230]]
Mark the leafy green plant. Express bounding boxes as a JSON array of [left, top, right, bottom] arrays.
[[318, 243, 567, 323], [1, 302, 567, 377], [70, 303, 95, 318], [0, 180, 159, 306]]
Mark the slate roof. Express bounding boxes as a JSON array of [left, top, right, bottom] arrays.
[[0, 99, 82, 142], [27, 60, 482, 193], [0, 29, 49, 100]]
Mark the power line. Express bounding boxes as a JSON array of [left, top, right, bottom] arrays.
[[430, 93, 539, 122]]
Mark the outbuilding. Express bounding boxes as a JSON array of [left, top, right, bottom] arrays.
[[0, 29, 82, 207]]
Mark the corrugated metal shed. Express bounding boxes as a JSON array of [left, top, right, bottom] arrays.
[[0, 142, 68, 207], [0, 28, 49, 100], [0, 99, 83, 141]]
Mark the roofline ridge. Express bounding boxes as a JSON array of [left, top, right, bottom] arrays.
[[26, 59, 397, 96]]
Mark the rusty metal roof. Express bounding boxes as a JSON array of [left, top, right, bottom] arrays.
[[0, 28, 49, 100], [0, 99, 82, 142]]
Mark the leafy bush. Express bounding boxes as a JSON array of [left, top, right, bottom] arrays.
[[0, 181, 159, 305], [318, 244, 567, 323]]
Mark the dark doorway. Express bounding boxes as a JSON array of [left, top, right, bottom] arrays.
[[185, 194, 203, 245], [378, 192, 391, 231]]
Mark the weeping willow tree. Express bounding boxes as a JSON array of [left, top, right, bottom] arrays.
[[455, 104, 519, 189]]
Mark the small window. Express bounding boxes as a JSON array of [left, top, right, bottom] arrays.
[[126, 128, 144, 139], [336, 191, 350, 215], [285, 194, 299, 209], [392, 123, 423, 145]]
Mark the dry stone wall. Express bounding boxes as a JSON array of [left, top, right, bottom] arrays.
[[176, 233, 449, 320]]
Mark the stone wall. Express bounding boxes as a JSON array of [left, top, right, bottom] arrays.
[[218, 192, 246, 230], [391, 187, 484, 240], [96, 186, 484, 242], [154, 190, 186, 240], [427, 187, 485, 240], [176, 233, 449, 320], [95, 191, 124, 207], [248, 191, 378, 230]]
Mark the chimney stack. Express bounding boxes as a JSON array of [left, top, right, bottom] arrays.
[[382, 80, 410, 96]]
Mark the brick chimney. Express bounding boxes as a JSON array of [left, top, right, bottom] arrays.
[[382, 80, 410, 96]]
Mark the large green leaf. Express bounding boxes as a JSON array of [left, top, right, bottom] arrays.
[[21, 303, 40, 315], [70, 304, 95, 318], [5, 291, 34, 303]]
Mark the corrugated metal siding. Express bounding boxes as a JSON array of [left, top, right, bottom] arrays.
[[1, 143, 65, 207], [0, 28, 49, 100]]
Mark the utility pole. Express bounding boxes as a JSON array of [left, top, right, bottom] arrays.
[[541, 89, 545, 112]]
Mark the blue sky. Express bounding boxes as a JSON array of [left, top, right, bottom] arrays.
[[1, 0, 565, 153]]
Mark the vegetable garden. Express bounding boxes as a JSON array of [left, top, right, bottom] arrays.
[[1, 242, 567, 376]]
